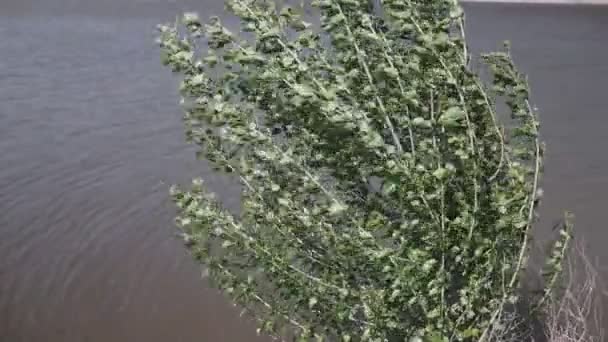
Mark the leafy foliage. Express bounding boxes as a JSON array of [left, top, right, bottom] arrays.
[[158, 0, 567, 340]]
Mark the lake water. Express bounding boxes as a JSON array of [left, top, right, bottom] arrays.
[[1, 1, 607, 341]]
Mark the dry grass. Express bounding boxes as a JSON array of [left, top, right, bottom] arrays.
[[486, 241, 606, 342], [485, 310, 532, 342], [541, 242, 605, 342]]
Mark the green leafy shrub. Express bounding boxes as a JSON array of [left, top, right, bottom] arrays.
[[158, 0, 569, 340]]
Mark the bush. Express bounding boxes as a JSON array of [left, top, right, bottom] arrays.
[[158, 0, 570, 340]]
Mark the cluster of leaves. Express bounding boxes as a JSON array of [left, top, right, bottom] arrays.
[[158, 0, 569, 341]]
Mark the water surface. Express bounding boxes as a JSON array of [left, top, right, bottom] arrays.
[[1, 1, 607, 341]]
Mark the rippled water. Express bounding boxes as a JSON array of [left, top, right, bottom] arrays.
[[1, 1, 607, 341]]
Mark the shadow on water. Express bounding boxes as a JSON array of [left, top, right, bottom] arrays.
[[1, 1, 607, 341]]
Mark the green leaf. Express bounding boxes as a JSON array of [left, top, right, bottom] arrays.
[[328, 13, 345, 27], [412, 117, 432, 128], [391, 10, 412, 19], [426, 308, 440, 319], [433, 167, 448, 179], [278, 198, 290, 207], [202, 55, 217, 65], [291, 19, 311, 31], [438, 106, 465, 127], [182, 12, 200, 25], [308, 297, 318, 308], [463, 328, 480, 338], [293, 84, 315, 98], [190, 74, 205, 86], [383, 66, 399, 78], [328, 202, 346, 215]]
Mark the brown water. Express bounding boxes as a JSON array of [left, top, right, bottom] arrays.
[[1, 1, 607, 341]]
